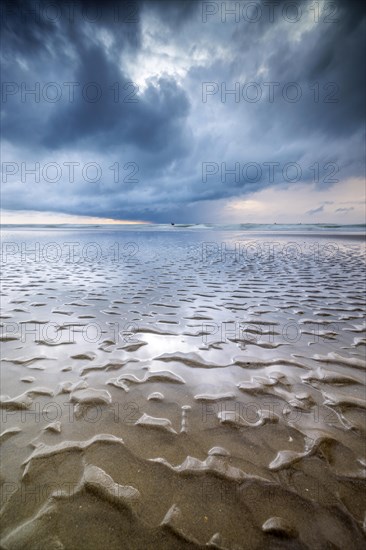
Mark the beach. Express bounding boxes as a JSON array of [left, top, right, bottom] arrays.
[[1, 224, 365, 549]]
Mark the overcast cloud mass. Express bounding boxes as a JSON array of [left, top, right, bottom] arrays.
[[1, 0, 365, 223]]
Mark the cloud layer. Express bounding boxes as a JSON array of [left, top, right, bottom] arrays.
[[1, 0, 365, 222]]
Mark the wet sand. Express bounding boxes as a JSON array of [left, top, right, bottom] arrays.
[[1, 227, 365, 549]]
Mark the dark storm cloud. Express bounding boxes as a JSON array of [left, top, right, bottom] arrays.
[[203, 0, 365, 161], [0, 0, 365, 222], [41, 47, 190, 156], [1, 0, 191, 161]]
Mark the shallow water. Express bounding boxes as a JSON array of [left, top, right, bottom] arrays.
[[1, 227, 365, 549]]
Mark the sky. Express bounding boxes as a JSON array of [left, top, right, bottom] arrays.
[[1, 0, 365, 224]]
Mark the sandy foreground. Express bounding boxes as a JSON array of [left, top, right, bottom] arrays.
[[0, 227, 365, 549]]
